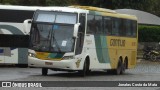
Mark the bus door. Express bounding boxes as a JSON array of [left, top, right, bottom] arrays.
[[75, 13, 86, 55]]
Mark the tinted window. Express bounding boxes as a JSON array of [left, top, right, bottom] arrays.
[[0, 9, 34, 23], [0, 34, 29, 48], [125, 20, 137, 37], [79, 13, 86, 33], [104, 17, 112, 35], [87, 15, 95, 34], [126, 20, 132, 36], [112, 18, 119, 36], [119, 19, 126, 36], [87, 14, 137, 37], [95, 16, 103, 34], [75, 13, 86, 55], [132, 20, 137, 37]]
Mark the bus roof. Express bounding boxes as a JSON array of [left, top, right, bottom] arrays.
[[0, 5, 42, 11], [0, 5, 137, 20], [38, 6, 88, 13], [0, 5, 88, 13], [70, 6, 137, 20], [70, 6, 116, 13]]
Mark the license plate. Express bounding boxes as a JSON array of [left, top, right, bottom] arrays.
[[45, 62, 53, 65]]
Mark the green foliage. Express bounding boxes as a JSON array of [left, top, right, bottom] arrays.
[[76, 0, 112, 8], [45, 0, 78, 6], [0, 0, 18, 5], [111, 0, 159, 17], [138, 25, 160, 42], [46, 0, 69, 6], [0, 0, 46, 6], [0, 0, 160, 16], [76, 0, 160, 17]]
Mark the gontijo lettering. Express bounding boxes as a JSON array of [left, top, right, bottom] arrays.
[[110, 39, 125, 47]]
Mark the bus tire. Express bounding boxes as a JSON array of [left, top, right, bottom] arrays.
[[113, 60, 122, 75], [79, 59, 89, 77], [42, 68, 48, 76], [121, 61, 126, 74], [79, 60, 87, 77]]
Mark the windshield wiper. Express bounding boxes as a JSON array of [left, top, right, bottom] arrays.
[[53, 35, 62, 53], [50, 27, 62, 53]]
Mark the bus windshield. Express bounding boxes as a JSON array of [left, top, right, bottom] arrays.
[[34, 10, 77, 24], [29, 11, 77, 53], [30, 23, 74, 53]]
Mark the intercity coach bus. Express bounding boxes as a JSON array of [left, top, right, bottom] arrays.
[[27, 6, 138, 76], [0, 5, 41, 66]]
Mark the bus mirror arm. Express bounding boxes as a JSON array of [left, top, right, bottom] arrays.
[[73, 23, 80, 38], [23, 19, 32, 35]]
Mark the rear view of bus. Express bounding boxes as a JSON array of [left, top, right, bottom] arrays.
[[0, 5, 39, 66]]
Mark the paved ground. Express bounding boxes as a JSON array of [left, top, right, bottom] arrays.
[[0, 60, 160, 90]]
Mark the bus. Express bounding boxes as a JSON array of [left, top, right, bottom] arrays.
[[0, 5, 41, 66], [27, 6, 138, 76]]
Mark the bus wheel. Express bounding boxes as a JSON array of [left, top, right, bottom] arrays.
[[121, 61, 126, 74], [42, 68, 48, 76], [79, 60, 88, 77], [114, 60, 122, 75]]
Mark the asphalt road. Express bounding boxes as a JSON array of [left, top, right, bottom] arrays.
[[0, 60, 160, 90]]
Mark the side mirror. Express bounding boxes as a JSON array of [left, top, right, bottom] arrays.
[[73, 23, 80, 38], [23, 19, 32, 35]]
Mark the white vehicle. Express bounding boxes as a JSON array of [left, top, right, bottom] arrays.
[[27, 6, 138, 76], [0, 5, 42, 66]]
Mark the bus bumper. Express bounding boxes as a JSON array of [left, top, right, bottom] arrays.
[[28, 57, 81, 70]]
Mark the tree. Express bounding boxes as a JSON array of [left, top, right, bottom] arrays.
[[0, 0, 19, 5], [111, 0, 159, 16], [139, 25, 160, 42], [0, 0, 159, 17], [17, 0, 46, 6], [0, 0, 46, 6], [46, 0, 77, 6]]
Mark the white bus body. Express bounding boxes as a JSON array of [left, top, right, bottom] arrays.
[[0, 5, 42, 65], [27, 6, 137, 76]]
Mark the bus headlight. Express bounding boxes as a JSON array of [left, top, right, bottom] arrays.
[[62, 56, 74, 60], [28, 52, 36, 57]]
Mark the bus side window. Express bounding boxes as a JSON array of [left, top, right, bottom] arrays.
[[120, 19, 137, 37], [104, 17, 112, 35], [75, 13, 86, 55], [132, 21, 137, 37], [112, 18, 119, 36], [0, 9, 34, 23], [95, 15, 103, 35], [79, 13, 86, 33], [119, 19, 126, 36], [87, 15, 95, 34], [126, 19, 132, 36], [79, 13, 86, 47]]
